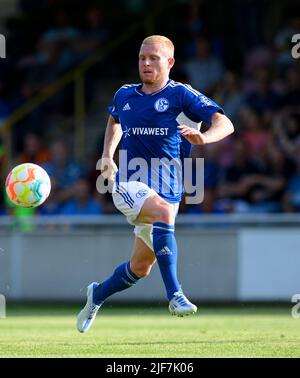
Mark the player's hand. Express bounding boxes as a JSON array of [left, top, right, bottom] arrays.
[[177, 125, 208, 145], [99, 157, 118, 182]]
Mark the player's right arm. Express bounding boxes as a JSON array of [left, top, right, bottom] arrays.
[[100, 115, 122, 182], [179, 85, 234, 145]]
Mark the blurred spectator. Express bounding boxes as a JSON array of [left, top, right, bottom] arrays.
[[180, 144, 221, 214], [239, 108, 271, 154], [236, 0, 266, 50], [214, 72, 245, 123], [183, 36, 224, 94], [182, 0, 207, 59], [217, 139, 287, 213], [88, 140, 118, 215], [186, 0, 206, 37], [42, 140, 85, 205], [0, 137, 6, 178], [75, 6, 109, 56], [38, 177, 62, 215], [245, 68, 281, 116], [43, 140, 84, 189], [93, 190, 117, 214], [39, 9, 80, 45], [19, 10, 80, 95], [60, 178, 104, 215], [29, 42, 76, 85], [243, 46, 274, 76], [18, 132, 50, 165], [217, 140, 260, 212], [210, 136, 236, 170], [273, 110, 300, 162], [249, 142, 288, 213], [281, 65, 300, 110], [0, 81, 11, 126]]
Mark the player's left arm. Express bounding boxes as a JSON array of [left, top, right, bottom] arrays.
[[178, 111, 234, 145]]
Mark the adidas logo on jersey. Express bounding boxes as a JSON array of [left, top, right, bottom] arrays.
[[123, 103, 131, 111], [157, 246, 172, 256]]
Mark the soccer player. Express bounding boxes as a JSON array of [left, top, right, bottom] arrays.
[[77, 35, 234, 333]]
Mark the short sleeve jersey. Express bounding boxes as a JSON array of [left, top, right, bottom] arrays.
[[108, 79, 223, 203]]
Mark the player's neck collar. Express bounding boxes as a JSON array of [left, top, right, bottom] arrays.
[[135, 79, 171, 96]]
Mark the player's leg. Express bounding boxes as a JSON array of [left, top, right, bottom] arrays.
[[136, 195, 197, 316], [136, 195, 180, 299], [136, 194, 174, 224], [130, 236, 156, 278], [77, 236, 154, 333], [77, 182, 154, 333], [92, 236, 155, 304]]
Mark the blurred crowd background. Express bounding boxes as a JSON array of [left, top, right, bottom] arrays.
[[0, 0, 300, 217]]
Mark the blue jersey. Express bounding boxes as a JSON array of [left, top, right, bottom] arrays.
[[108, 79, 223, 203]]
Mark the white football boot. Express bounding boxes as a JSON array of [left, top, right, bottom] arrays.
[[169, 291, 197, 317], [77, 282, 102, 333]]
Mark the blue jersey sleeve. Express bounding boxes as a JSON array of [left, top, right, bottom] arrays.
[[182, 85, 224, 125], [108, 92, 120, 122]]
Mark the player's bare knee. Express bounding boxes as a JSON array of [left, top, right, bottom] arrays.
[[154, 203, 173, 224], [138, 267, 152, 278], [130, 261, 153, 278]]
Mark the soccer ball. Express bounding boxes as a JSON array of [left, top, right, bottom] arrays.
[[5, 163, 51, 208]]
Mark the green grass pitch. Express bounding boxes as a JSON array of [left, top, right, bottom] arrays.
[[0, 304, 299, 357]]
